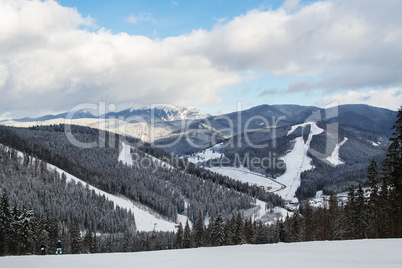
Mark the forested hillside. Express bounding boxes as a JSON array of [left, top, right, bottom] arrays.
[[297, 123, 389, 199], [0, 144, 137, 255], [0, 125, 283, 223]]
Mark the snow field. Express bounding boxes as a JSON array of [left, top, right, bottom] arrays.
[[1, 239, 401, 268]]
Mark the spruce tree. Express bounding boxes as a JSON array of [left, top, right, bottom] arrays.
[[83, 229, 94, 253], [69, 219, 82, 254], [7, 203, 21, 255], [0, 189, 11, 255], [211, 214, 225, 246], [174, 222, 183, 249], [233, 212, 244, 245], [328, 193, 344, 240], [193, 210, 204, 247], [182, 220, 192, 248], [224, 214, 235, 245], [243, 218, 254, 244], [355, 183, 368, 239], [345, 185, 356, 239], [254, 221, 268, 244], [382, 106, 402, 237], [367, 160, 381, 238], [19, 206, 37, 254], [302, 201, 314, 241]]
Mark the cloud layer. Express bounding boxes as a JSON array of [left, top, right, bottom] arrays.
[[0, 0, 401, 117], [317, 88, 402, 111]]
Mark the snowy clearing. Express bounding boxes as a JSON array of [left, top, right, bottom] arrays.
[[1, 239, 401, 268], [186, 143, 224, 165], [118, 142, 133, 166]]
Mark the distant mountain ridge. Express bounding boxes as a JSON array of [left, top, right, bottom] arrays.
[[14, 109, 98, 122], [11, 105, 210, 123], [3, 103, 397, 142], [106, 105, 210, 122]]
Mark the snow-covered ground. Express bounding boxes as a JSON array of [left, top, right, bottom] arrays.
[[188, 143, 284, 191], [275, 122, 324, 202], [207, 166, 283, 192], [118, 142, 134, 166], [186, 143, 224, 165], [251, 199, 291, 222], [325, 137, 348, 166], [1, 239, 401, 268]]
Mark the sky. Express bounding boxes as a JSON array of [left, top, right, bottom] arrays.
[[0, 0, 401, 119]]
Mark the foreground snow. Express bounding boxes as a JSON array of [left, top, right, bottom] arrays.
[[1, 239, 401, 268]]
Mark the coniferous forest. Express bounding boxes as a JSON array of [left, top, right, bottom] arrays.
[[0, 107, 401, 255]]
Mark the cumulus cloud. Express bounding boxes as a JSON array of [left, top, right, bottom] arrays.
[[0, 0, 241, 117], [283, 0, 302, 11], [317, 88, 402, 111], [0, 0, 401, 117]]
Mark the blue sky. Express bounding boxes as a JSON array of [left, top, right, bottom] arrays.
[[0, 0, 401, 119], [59, 0, 286, 38]]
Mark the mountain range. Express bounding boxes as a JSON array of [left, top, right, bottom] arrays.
[[1, 103, 397, 201]]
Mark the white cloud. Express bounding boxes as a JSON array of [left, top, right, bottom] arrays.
[[0, 0, 241, 117], [0, 0, 401, 117], [283, 0, 302, 11], [317, 88, 402, 111], [0, 112, 11, 121], [125, 12, 154, 25]]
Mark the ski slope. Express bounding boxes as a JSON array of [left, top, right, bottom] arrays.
[[47, 163, 178, 232], [276, 122, 324, 202], [1, 239, 401, 268], [207, 166, 283, 191], [119, 142, 174, 170], [325, 137, 348, 166]]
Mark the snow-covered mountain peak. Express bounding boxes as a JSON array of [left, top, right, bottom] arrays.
[[134, 105, 210, 121]]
